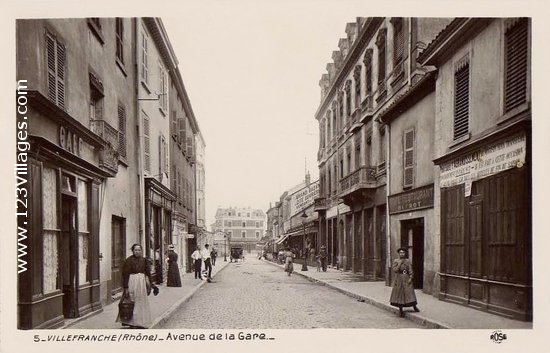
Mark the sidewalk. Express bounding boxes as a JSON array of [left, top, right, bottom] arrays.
[[264, 259, 532, 329], [63, 259, 230, 329]]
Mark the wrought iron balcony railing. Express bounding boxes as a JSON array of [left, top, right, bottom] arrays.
[[90, 118, 119, 173], [339, 166, 377, 197]]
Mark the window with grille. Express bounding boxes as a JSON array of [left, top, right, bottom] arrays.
[[118, 105, 126, 158], [504, 18, 529, 113], [116, 18, 124, 64], [46, 32, 66, 109], [403, 129, 415, 188], [140, 29, 149, 84], [454, 59, 470, 140], [392, 18, 404, 65], [143, 113, 150, 172]]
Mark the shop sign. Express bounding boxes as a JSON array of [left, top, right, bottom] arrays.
[[58, 125, 82, 157], [289, 180, 319, 216], [439, 132, 526, 188], [389, 184, 434, 214]]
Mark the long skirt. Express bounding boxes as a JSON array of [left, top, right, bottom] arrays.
[[284, 258, 293, 273], [167, 263, 182, 287], [116, 273, 151, 327], [389, 273, 418, 308]]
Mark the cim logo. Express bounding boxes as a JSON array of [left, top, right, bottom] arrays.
[[490, 330, 507, 344]]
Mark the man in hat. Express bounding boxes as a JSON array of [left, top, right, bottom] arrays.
[[319, 245, 328, 272]]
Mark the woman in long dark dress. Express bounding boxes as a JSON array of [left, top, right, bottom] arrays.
[[166, 244, 182, 287], [390, 247, 420, 317], [116, 244, 153, 328]]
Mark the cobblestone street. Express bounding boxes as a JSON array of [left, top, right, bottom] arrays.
[[162, 257, 424, 329]]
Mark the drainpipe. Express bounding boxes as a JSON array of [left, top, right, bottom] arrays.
[[134, 18, 146, 251], [385, 122, 391, 286]]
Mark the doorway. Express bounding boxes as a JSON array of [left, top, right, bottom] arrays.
[[400, 218, 424, 289], [61, 194, 78, 318], [111, 216, 126, 295]]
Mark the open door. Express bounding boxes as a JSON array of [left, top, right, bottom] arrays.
[[400, 218, 424, 289]]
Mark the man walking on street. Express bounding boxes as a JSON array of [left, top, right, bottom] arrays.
[[191, 246, 203, 279], [202, 243, 213, 282]]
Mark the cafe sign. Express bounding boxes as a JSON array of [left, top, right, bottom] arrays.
[[439, 132, 526, 188], [389, 184, 434, 214], [289, 180, 319, 216]]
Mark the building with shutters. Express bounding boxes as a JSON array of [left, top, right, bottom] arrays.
[[315, 17, 451, 282], [417, 18, 532, 321], [16, 18, 140, 328], [214, 207, 266, 254]]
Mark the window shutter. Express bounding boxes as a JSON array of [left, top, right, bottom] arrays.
[[179, 118, 186, 145], [403, 129, 414, 187], [143, 115, 150, 172], [454, 62, 470, 140], [393, 19, 404, 64], [46, 33, 66, 109], [186, 136, 193, 157], [505, 18, 529, 113], [118, 106, 126, 158], [56, 42, 66, 109], [171, 111, 177, 137], [141, 32, 148, 83]]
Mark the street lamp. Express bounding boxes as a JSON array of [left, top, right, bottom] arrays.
[[224, 234, 227, 262], [301, 210, 308, 271]]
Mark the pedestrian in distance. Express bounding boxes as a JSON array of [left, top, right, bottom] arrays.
[[284, 246, 295, 276], [154, 247, 163, 284], [191, 246, 203, 280], [390, 247, 420, 317], [211, 248, 217, 266], [318, 245, 328, 272], [166, 245, 182, 287], [116, 243, 158, 329], [202, 243, 213, 282]]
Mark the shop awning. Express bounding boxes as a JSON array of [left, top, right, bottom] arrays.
[[274, 229, 305, 244]]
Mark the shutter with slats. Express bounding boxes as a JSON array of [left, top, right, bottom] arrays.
[[47, 34, 57, 103], [454, 63, 470, 140], [186, 136, 194, 158], [143, 115, 150, 172], [179, 118, 186, 145], [403, 129, 414, 187], [118, 106, 126, 158], [171, 111, 177, 138], [159, 136, 165, 175], [393, 19, 404, 64], [56, 42, 66, 109], [46, 33, 66, 109], [505, 18, 529, 113]]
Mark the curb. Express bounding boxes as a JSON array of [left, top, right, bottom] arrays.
[[263, 259, 450, 329], [150, 263, 231, 329]]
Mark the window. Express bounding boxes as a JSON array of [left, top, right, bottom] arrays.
[[228, 221, 232, 227], [89, 73, 104, 124], [355, 140, 361, 170], [354, 65, 362, 109], [346, 151, 351, 175], [326, 111, 331, 141], [345, 80, 352, 117], [143, 112, 150, 172], [376, 29, 387, 86], [379, 126, 386, 163], [140, 29, 149, 84], [42, 167, 59, 294], [454, 58, 470, 140], [363, 49, 373, 95], [328, 169, 332, 195], [247, 213, 250, 217], [179, 116, 187, 144], [118, 105, 127, 158], [242, 231, 246, 238], [256, 231, 260, 238], [88, 18, 105, 44], [159, 135, 167, 176], [78, 180, 90, 284], [332, 103, 338, 136], [46, 32, 66, 109], [242, 221, 246, 228], [403, 129, 415, 188], [504, 18, 529, 113], [339, 158, 344, 179], [159, 64, 168, 112], [391, 18, 404, 66], [238, 213, 241, 217], [338, 93, 344, 128], [255, 221, 260, 228], [115, 18, 124, 65]]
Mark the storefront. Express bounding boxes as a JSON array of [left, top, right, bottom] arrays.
[[18, 91, 115, 329], [436, 128, 532, 321]]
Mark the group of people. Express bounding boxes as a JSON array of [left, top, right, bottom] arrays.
[[190, 243, 217, 282]]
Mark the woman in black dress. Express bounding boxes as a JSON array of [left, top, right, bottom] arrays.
[[166, 244, 182, 287], [390, 247, 420, 317]]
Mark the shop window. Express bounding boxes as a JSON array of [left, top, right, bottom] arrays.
[[504, 18, 529, 113], [46, 32, 66, 110], [454, 57, 470, 140], [78, 180, 90, 285], [43, 167, 59, 294]]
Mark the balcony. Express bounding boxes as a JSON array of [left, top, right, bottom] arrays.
[[349, 108, 362, 133], [90, 119, 119, 173], [313, 197, 328, 212], [389, 60, 405, 87], [339, 166, 377, 205], [361, 94, 374, 122]]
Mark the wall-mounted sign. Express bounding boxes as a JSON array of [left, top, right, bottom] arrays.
[[59, 126, 82, 157], [439, 132, 526, 188], [289, 181, 319, 216], [389, 184, 434, 214]]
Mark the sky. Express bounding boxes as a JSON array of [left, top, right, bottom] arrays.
[[160, 2, 373, 228]]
